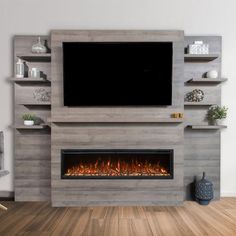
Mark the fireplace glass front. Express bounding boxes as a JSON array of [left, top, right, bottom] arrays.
[[61, 149, 173, 179]]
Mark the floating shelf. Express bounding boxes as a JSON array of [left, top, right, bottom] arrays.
[[10, 77, 51, 83], [16, 53, 51, 62], [184, 54, 219, 62], [19, 102, 51, 106], [186, 78, 227, 83], [187, 125, 227, 130], [184, 102, 214, 106], [13, 124, 49, 130], [47, 117, 184, 123]]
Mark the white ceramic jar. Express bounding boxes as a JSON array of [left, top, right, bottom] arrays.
[[24, 120, 34, 126]]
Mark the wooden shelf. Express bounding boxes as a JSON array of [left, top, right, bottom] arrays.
[[187, 125, 227, 130], [184, 54, 219, 62], [184, 102, 214, 106], [186, 78, 227, 83], [10, 78, 51, 83], [47, 117, 184, 123], [13, 36, 52, 202], [13, 124, 49, 130], [16, 53, 51, 62], [19, 102, 51, 106]]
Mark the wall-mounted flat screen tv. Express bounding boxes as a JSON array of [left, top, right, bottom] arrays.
[[63, 42, 173, 106]]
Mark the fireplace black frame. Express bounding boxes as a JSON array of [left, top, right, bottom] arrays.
[[61, 149, 174, 179]]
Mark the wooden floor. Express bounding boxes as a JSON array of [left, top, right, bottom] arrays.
[[1, 198, 236, 235]]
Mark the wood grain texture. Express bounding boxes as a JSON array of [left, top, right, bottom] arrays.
[[184, 54, 219, 62], [51, 123, 184, 206], [14, 131, 51, 201], [184, 85, 221, 105], [184, 36, 222, 200], [10, 78, 51, 83], [186, 78, 227, 83], [13, 33, 223, 206], [51, 30, 184, 123], [14, 36, 51, 201], [50, 30, 184, 206], [1, 198, 236, 235], [15, 84, 51, 106], [187, 125, 227, 130]]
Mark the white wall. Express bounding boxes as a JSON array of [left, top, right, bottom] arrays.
[[0, 0, 235, 196]]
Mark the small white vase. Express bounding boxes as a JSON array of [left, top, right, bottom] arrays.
[[24, 120, 34, 126]]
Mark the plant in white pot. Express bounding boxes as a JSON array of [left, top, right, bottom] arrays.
[[22, 114, 36, 126], [207, 105, 228, 125]]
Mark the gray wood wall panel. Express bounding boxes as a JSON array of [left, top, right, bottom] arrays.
[[51, 123, 184, 206], [51, 30, 184, 123], [14, 36, 51, 201], [184, 85, 221, 105], [51, 30, 184, 206], [13, 33, 223, 205], [184, 36, 222, 200], [15, 104, 50, 126], [14, 130, 51, 201]]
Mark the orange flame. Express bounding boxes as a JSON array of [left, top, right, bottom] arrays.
[[65, 158, 170, 177]]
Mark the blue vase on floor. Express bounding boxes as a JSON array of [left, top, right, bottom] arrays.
[[195, 172, 213, 205]]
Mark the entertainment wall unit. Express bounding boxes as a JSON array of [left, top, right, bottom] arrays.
[[12, 31, 225, 206]]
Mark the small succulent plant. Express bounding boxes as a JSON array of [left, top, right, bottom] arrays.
[[22, 114, 36, 121], [208, 105, 228, 121]]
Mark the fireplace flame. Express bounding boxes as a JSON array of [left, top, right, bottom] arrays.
[[64, 158, 170, 177]]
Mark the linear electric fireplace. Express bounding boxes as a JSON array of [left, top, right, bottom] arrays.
[[61, 149, 173, 179]]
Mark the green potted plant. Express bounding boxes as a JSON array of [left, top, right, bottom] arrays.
[[22, 114, 36, 126], [207, 105, 228, 125]]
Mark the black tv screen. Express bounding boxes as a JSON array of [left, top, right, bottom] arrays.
[[63, 42, 173, 106]]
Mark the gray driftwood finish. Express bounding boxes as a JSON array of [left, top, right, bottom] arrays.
[[51, 123, 184, 206], [51, 30, 184, 123], [13, 32, 223, 205], [13, 36, 51, 201], [50, 30, 184, 206], [184, 36, 222, 200]]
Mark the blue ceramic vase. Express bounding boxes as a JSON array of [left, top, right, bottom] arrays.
[[195, 172, 213, 205]]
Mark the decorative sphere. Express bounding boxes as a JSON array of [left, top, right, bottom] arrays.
[[206, 70, 218, 79]]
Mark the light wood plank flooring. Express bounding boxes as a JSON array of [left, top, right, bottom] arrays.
[[1, 198, 236, 235]]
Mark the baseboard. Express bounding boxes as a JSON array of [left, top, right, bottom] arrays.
[[221, 192, 236, 197], [0, 191, 14, 200]]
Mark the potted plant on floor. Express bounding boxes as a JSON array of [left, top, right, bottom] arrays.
[[207, 105, 228, 125], [22, 114, 36, 126]]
